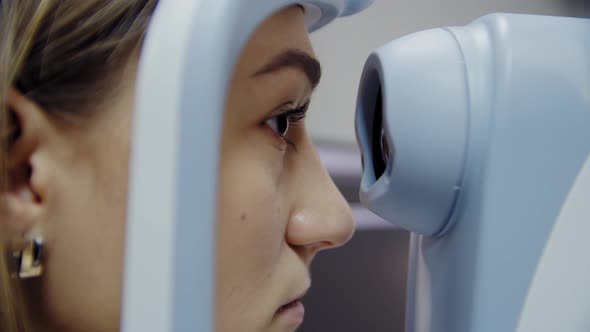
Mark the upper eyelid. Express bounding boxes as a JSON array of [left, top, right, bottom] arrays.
[[284, 103, 309, 123], [280, 99, 310, 116], [262, 99, 310, 123]]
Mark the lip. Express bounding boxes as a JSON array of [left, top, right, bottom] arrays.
[[274, 286, 310, 327], [290, 287, 309, 305], [275, 300, 305, 328]]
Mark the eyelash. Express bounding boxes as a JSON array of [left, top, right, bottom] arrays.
[[265, 101, 310, 148]]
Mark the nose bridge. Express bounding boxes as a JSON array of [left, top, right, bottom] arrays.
[[289, 142, 355, 249]]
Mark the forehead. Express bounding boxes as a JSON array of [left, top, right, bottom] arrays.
[[233, 6, 315, 77]]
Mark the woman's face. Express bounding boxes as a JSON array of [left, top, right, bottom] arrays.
[[216, 7, 354, 332], [3, 6, 353, 332]]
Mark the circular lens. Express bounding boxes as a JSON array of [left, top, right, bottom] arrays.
[[371, 88, 387, 180], [380, 127, 389, 166]]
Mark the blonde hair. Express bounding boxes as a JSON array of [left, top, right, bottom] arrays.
[[0, 1, 157, 330]]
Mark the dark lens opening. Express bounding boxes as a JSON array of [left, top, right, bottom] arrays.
[[371, 88, 388, 180]]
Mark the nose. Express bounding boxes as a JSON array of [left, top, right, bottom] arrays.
[[285, 141, 355, 260]]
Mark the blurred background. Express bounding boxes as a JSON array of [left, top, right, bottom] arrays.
[[301, 1, 590, 331]]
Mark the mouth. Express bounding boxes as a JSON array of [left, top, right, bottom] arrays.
[[274, 287, 309, 326], [276, 298, 303, 315]]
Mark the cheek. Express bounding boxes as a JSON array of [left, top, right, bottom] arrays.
[[42, 109, 132, 331], [215, 153, 289, 326], [217, 164, 286, 272], [43, 201, 125, 332]]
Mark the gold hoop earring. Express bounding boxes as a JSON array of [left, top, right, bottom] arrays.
[[9, 237, 44, 279]]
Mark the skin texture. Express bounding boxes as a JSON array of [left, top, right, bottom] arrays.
[[1, 6, 353, 332]]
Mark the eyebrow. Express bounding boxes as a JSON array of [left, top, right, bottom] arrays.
[[253, 49, 322, 89]]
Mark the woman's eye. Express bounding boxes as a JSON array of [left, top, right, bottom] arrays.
[[265, 114, 290, 137], [263, 101, 310, 142]]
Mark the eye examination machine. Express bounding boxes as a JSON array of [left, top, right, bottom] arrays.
[[356, 12, 590, 332], [121, 0, 590, 331]]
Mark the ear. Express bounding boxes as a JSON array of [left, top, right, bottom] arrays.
[[1, 87, 49, 239]]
